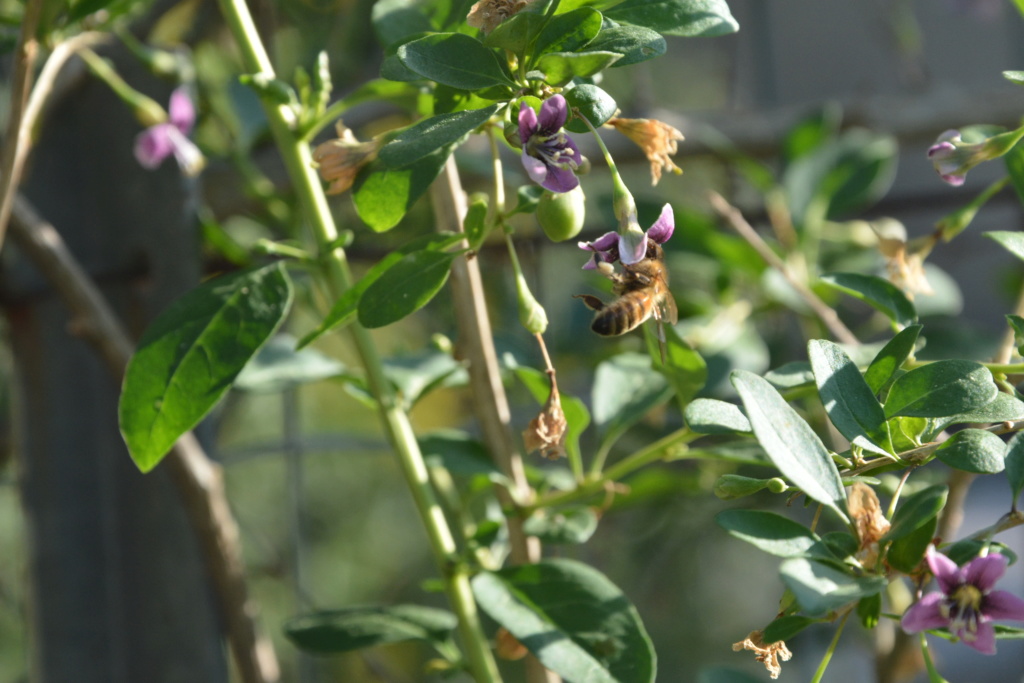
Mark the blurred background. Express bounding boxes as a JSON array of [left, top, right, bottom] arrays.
[[3, 0, 1024, 681]]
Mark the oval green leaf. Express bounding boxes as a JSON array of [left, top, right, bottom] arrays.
[[352, 145, 453, 232], [986, 230, 1024, 263], [472, 559, 656, 683], [929, 392, 1024, 436], [731, 370, 849, 523], [284, 605, 456, 654], [887, 515, 937, 574], [779, 558, 887, 617], [934, 429, 1006, 474], [883, 360, 997, 419], [584, 24, 666, 67], [378, 105, 499, 168], [592, 353, 672, 448], [358, 249, 457, 328], [763, 615, 817, 644], [864, 325, 922, 395], [534, 50, 622, 86], [820, 272, 917, 329], [684, 398, 751, 434], [119, 263, 293, 472], [605, 0, 739, 37], [715, 510, 819, 558], [882, 484, 947, 542], [532, 7, 603, 57], [397, 33, 514, 89], [564, 84, 618, 133]]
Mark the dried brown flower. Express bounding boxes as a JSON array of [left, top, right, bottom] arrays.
[[732, 630, 792, 680], [848, 482, 891, 568], [872, 218, 935, 299], [311, 121, 379, 195], [522, 380, 567, 459], [607, 116, 684, 185], [467, 0, 536, 34]]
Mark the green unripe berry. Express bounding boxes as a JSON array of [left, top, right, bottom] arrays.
[[536, 186, 585, 242]]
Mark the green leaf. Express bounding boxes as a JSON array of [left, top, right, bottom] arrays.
[[882, 484, 947, 542], [808, 340, 891, 456], [358, 250, 458, 328], [605, 0, 739, 37], [352, 146, 453, 232], [234, 334, 346, 392], [820, 272, 917, 329], [883, 360, 997, 419], [284, 605, 456, 654], [465, 194, 490, 250], [564, 84, 618, 133], [523, 507, 599, 544], [1004, 70, 1024, 85], [298, 233, 463, 347], [371, 0, 436, 47], [857, 593, 882, 629], [986, 230, 1024, 263], [944, 539, 1017, 567], [715, 510, 819, 558], [472, 559, 656, 683], [532, 7, 603, 58], [934, 429, 1006, 474], [1006, 431, 1024, 505], [731, 370, 849, 523], [778, 558, 887, 616], [592, 353, 673, 448], [585, 25, 667, 67], [512, 362, 591, 464], [644, 324, 707, 414], [534, 51, 622, 86], [864, 325, 922, 395], [398, 33, 514, 89], [484, 10, 547, 53], [764, 361, 814, 389], [384, 351, 467, 407], [887, 515, 937, 574], [763, 615, 817, 644], [1008, 315, 1024, 356], [781, 104, 842, 165], [378, 105, 499, 168], [120, 264, 293, 472], [684, 398, 751, 434], [930, 392, 1024, 434], [419, 429, 506, 482]]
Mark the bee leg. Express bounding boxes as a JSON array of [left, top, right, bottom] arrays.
[[573, 294, 605, 311]]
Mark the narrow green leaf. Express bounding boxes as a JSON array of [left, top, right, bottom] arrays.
[[887, 516, 937, 574], [472, 559, 656, 683], [864, 325, 922, 394], [284, 605, 456, 654], [465, 194, 490, 250], [820, 272, 917, 328], [882, 484, 947, 542], [1007, 315, 1024, 356], [352, 146, 453, 232], [644, 324, 707, 414], [592, 353, 672, 447], [1006, 431, 1024, 504], [684, 398, 751, 434], [564, 84, 618, 133], [532, 7, 603, 57], [731, 370, 849, 523], [929, 392, 1024, 435], [120, 264, 293, 472], [585, 25, 666, 67], [779, 558, 887, 616], [883, 360, 997, 419], [986, 230, 1024, 263], [808, 339, 891, 456], [298, 233, 462, 348], [379, 105, 499, 168], [534, 50, 622, 86], [934, 429, 1006, 474], [397, 33, 514, 89], [1004, 70, 1024, 85], [763, 615, 817, 644], [358, 250, 457, 328], [605, 0, 739, 37], [715, 510, 819, 558]]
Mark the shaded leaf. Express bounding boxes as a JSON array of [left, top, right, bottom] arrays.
[[384, 351, 467, 407], [532, 7, 603, 57], [929, 392, 1024, 435], [419, 429, 506, 483], [564, 84, 618, 133], [534, 50, 622, 86], [358, 250, 458, 328], [235, 334, 346, 392], [716, 510, 819, 558], [934, 429, 1006, 474], [808, 339, 890, 456], [883, 361, 997, 419], [882, 484, 947, 542], [644, 324, 707, 414], [593, 353, 672, 448], [820, 272, 917, 329], [986, 230, 1024, 263], [285, 605, 456, 654], [397, 33, 514, 89], [763, 615, 817, 644], [1006, 431, 1024, 505], [523, 507, 599, 544], [864, 325, 922, 395], [379, 105, 499, 167], [585, 24, 666, 67], [887, 515, 937, 574], [779, 558, 887, 616]]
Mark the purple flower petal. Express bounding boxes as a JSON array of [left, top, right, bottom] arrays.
[[983, 590, 1024, 621], [168, 87, 196, 134], [542, 165, 580, 193], [519, 105, 538, 148], [134, 123, 177, 168], [522, 149, 549, 186], [618, 230, 647, 265], [537, 95, 568, 134], [927, 548, 962, 595], [583, 232, 620, 252], [964, 553, 1008, 592], [901, 592, 949, 633], [647, 204, 674, 244], [940, 173, 966, 187], [960, 622, 997, 655]]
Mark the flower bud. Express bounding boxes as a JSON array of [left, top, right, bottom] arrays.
[[536, 185, 585, 241], [515, 274, 548, 334]]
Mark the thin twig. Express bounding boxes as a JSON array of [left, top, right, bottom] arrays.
[[707, 191, 860, 346], [9, 196, 280, 683]]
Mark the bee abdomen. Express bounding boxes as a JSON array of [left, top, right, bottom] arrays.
[[591, 296, 649, 336]]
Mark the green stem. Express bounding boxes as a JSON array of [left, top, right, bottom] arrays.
[[810, 610, 850, 683], [79, 48, 166, 125], [919, 633, 951, 683], [527, 427, 694, 513], [215, 0, 500, 680]]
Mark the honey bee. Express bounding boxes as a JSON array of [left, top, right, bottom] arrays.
[[574, 241, 678, 358]]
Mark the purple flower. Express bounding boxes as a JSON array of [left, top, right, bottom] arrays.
[[578, 203, 674, 269], [927, 126, 1024, 186], [901, 547, 1024, 654], [134, 87, 204, 177], [519, 95, 582, 193]]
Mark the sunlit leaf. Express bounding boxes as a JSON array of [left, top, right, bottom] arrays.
[[604, 0, 739, 37], [883, 361, 996, 419], [779, 558, 887, 616], [934, 429, 1006, 474]]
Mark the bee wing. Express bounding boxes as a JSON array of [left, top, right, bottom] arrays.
[[658, 291, 678, 326]]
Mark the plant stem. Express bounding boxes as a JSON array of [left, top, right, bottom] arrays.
[[215, 1, 500, 680], [810, 610, 850, 683]]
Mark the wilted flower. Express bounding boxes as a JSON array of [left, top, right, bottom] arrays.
[[732, 630, 792, 680], [578, 203, 674, 268], [607, 116, 684, 185], [134, 87, 205, 176], [519, 95, 583, 194], [848, 483, 890, 568], [927, 127, 1024, 186], [872, 218, 935, 299], [522, 380, 567, 459], [467, 0, 536, 33], [312, 121, 379, 195], [901, 547, 1024, 654]]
